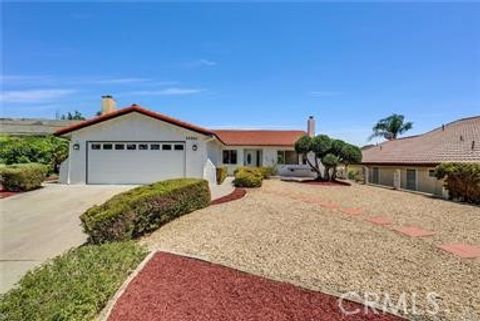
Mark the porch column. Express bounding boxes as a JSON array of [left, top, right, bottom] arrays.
[[393, 169, 401, 190], [363, 166, 369, 184]]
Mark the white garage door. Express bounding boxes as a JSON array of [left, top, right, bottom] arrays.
[[87, 141, 186, 184]]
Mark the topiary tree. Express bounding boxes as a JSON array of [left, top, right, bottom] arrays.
[[338, 144, 362, 178], [322, 153, 340, 181], [295, 134, 362, 181]]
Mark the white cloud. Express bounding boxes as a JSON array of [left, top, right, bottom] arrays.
[[182, 59, 217, 68], [0, 89, 76, 103], [91, 77, 150, 84], [310, 91, 343, 97], [198, 59, 216, 66], [129, 87, 206, 96]]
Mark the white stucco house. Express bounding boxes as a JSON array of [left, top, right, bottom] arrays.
[[55, 96, 316, 185]]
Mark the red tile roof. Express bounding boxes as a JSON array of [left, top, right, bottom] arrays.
[[55, 105, 306, 147], [55, 105, 214, 137], [212, 130, 306, 147], [362, 116, 480, 165]]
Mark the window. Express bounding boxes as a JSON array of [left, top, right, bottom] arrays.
[[91, 144, 101, 150], [428, 169, 436, 177], [222, 150, 237, 164], [126, 144, 136, 150], [277, 150, 298, 165], [174, 144, 184, 151], [162, 144, 172, 150], [150, 144, 160, 150], [102, 143, 113, 150], [139, 144, 148, 150], [115, 144, 125, 150]]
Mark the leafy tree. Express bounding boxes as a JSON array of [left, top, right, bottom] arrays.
[[0, 135, 69, 173], [322, 153, 340, 181], [339, 144, 362, 178], [60, 110, 85, 120], [295, 134, 362, 181], [369, 114, 413, 141]]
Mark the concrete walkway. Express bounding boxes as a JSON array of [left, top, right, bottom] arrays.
[[0, 183, 133, 293], [210, 177, 235, 201]]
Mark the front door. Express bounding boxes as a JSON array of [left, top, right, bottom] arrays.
[[406, 169, 417, 190], [372, 167, 379, 184], [244, 149, 262, 167]]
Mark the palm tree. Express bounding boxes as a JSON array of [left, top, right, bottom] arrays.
[[369, 114, 413, 141]]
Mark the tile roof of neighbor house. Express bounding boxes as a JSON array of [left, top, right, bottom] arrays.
[[212, 130, 306, 146], [361, 116, 480, 165], [55, 105, 306, 146]]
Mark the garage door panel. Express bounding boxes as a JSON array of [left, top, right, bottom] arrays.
[[87, 142, 185, 184]]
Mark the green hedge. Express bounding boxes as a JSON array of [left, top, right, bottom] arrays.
[[0, 135, 69, 174], [435, 162, 480, 204], [0, 163, 48, 191], [81, 178, 211, 243], [216, 166, 228, 185], [0, 241, 147, 321], [233, 167, 263, 188], [258, 166, 276, 179]]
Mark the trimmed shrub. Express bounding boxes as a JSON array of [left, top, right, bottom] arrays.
[[435, 162, 480, 204], [216, 166, 228, 185], [233, 168, 263, 188], [0, 135, 69, 173], [0, 241, 147, 321], [258, 166, 276, 179], [0, 163, 48, 191], [81, 178, 211, 244]]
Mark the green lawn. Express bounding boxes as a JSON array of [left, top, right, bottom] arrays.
[[0, 241, 148, 321]]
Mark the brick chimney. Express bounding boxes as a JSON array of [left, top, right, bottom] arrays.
[[101, 95, 116, 115], [307, 116, 315, 137]]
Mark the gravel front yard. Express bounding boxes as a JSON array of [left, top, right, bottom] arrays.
[[143, 180, 480, 321]]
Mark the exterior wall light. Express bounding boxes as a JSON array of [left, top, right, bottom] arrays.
[[192, 144, 198, 151], [73, 143, 80, 150]]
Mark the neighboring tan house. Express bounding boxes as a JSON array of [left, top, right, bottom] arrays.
[[361, 116, 480, 196], [55, 96, 316, 185]]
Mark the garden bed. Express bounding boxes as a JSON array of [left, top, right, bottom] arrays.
[[210, 188, 246, 205], [0, 189, 19, 199], [108, 251, 402, 321]]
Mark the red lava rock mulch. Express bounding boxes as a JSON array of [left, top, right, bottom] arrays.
[[340, 207, 364, 216], [392, 226, 436, 237], [210, 188, 247, 205], [302, 180, 351, 187], [366, 216, 393, 226], [0, 190, 18, 199], [108, 252, 403, 321], [438, 243, 480, 258]]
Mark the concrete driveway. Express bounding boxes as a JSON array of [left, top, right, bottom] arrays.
[[0, 183, 133, 293]]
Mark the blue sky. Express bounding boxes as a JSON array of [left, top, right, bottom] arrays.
[[1, 2, 479, 145]]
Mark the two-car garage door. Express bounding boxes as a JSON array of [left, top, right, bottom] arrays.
[[87, 141, 186, 184]]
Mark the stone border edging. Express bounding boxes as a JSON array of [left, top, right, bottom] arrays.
[[96, 250, 156, 321]]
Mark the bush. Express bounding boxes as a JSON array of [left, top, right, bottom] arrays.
[[216, 166, 228, 185], [0, 135, 69, 173], [81, 178, 211, 243], [0, 163, 48, 191], [233, 168, 263, 188], [258, 166, 276, 179], [0, 241, 147, 321], [435, 162, 480, 204]]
